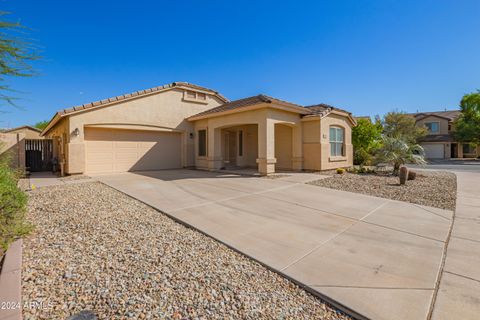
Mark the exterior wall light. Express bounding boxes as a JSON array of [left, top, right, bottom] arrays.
[[72, 128, 80, 136], [189, 132, 194, 139]]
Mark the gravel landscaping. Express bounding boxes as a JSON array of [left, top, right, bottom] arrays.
[[23, 182, 350, 320], [308, 171, 456, 211]]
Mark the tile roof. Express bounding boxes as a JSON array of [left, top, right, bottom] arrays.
[[57, 82, 228, 116], [304, 104, 353, 117], [189, 94, 303, 118], [419, 134, 455, 143], [3, 125, 42, 133], [354, 116, 372, 122], [189, 97, 355, 121], [409, 110, 461, 121]]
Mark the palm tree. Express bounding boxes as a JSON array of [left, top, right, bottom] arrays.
[[375, 136, 427, 174]]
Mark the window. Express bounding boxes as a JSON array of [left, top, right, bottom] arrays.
[[329, 126, 344, 157], [238, 130, 243, 156], [425, 122, 440, 133], [198, 129, 207, 157], [197, 92, 207, 101], [463, 143, 475, 154]]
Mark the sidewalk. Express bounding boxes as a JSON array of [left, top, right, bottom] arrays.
[[431, 171, 480, 319], [21, 172, 92, 189]]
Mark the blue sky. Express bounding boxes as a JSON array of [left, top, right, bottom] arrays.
[[2, 0, 480, 128]]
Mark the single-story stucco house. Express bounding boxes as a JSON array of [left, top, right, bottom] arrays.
[[0, 126, 44, 169], [41, 82, 356, 175]]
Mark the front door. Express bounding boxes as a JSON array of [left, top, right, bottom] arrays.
[[451, 143, 458, 158], [223, 131, 237, 166]]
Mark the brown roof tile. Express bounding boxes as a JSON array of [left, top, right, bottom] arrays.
[[188, 94, 306, 119], [56, 82, 228, 116], [419, 134, 455, 142], [189, 97, 354, 120], [410, 110, 461, 121]]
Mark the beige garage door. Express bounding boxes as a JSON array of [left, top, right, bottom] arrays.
[[423, 143, 445, 159], [85, 128, 182, 174]]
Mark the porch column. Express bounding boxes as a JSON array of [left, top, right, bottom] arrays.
[[257, 118, 276, 175], [292, 124, 303, 171], [207, 127, 223, 170]]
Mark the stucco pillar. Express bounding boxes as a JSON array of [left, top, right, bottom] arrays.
[[257, 118, 276, 175], [207, 127, 223, 170], [292, 125, 303, 171]]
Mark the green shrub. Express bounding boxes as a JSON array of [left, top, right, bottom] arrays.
[[353, 147, 372, 166], [0, 157, 33, 254], [336, 168, 345, 174]]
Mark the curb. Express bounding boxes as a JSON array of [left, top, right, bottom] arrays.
[[0, 239, 23, 320]]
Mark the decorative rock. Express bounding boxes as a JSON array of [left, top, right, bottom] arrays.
[[67, 310, 97, 320], [408, 170, 417, 181]]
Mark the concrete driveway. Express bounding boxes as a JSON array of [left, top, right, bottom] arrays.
[[95, 169, 454, 320], [408, 159, 480, 173]]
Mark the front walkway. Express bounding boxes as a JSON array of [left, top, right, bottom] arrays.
[[22, 172, 92, 189], [95, 169, 455, 320]]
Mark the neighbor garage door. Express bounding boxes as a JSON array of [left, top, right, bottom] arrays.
[[85, 128, 182, 174], [422, 143, 444, 159]]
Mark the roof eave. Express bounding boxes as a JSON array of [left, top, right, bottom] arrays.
[[41, 113, 63, 136], [187, 102, 310, 121]]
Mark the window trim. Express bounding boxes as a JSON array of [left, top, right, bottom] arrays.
[[329, 126, 345, 157], [197, 129, 207, 157], [425, 121, 440, 134]]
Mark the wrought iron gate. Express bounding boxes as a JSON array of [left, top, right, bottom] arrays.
[[25, 139, 53, 172]]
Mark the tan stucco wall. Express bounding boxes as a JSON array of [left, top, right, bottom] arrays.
[[302, 119, 322, 171], [46, 88, 223, 174], [416, 116, 449, 135], [5, 127, 43, 139], [319, 113, 353, 170], [0, 132, 26, 169], [45, 117, 69, 174], [275, 124, 293, 170], [301, 114, 353, 171]]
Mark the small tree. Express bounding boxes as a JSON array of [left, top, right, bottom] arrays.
[[375, 136, 427, 174], [383, 111, 427, 144], [0, 11, 38, 110], [33, 120, 49, 130], [352, 118, 383, 165], [454, 90, 480, 145]]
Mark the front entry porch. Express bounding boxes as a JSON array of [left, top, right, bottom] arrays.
[[200, 114, 303, 175]]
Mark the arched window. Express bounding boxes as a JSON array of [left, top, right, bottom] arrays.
[[329, 126, 344, 156]]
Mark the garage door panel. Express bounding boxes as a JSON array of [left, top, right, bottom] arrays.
[[423, 144, 444, 159], [85, 128, 182, 174], [87, 151, 113, 163]]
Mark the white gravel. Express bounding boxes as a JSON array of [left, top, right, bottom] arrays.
[[23, 182, 350, 320]]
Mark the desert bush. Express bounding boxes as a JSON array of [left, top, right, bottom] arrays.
[[354, 147, 372, 166], [0, 153, 33, 255], [336, 168, 345, 174], [374, 136, 427, 174]]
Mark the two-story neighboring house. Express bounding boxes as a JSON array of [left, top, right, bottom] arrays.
[[411, 110, 478, 159]]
